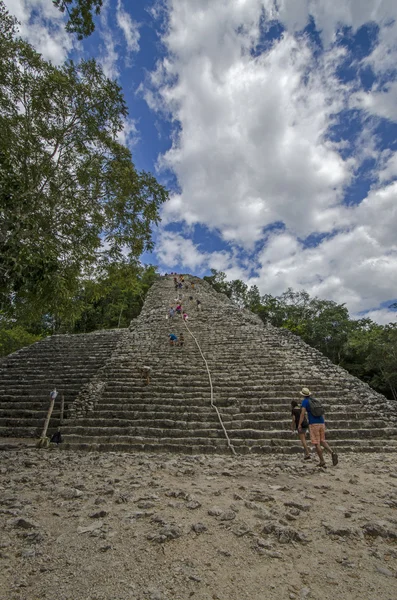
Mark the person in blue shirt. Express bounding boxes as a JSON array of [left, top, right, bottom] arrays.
[[169, 333, 178, 346], [298, 387, 338, 468]]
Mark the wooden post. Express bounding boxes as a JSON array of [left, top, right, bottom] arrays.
[[40, 396, 55, 440], [36, 390, 58, 448]]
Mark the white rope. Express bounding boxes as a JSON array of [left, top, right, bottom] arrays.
[[182, 319, 237, 456], [166, 277, 236, 455]]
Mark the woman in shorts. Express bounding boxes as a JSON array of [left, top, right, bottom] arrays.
[[291, 400, 311, 460]]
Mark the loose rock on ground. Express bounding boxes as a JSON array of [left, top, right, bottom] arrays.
[[1, 446, 397, 600]]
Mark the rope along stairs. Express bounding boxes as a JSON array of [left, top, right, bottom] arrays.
[[182, 318, 236, 456]]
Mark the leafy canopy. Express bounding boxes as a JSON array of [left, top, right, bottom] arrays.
[[53, 0, 103, 39], [0, 2, 168, 319]]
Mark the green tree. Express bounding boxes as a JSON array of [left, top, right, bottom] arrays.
[[246, 284, 261, 312], [72, 262, 158, 333], [0, 6, 167, 321], [346, 323, 397, 400], [53, 0, 103, 39], [203, 270, 232, 298], [229, 279, 248, 308], [0, 323, 42, 357]]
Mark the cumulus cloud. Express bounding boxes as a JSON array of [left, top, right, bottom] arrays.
[[117, 117, 139, 147], [116, 0, 140, 55], [99, 2, 141, 80], [99, 26, 120, 79], [149, 18, 351, 245], [361, 308, 397, 326], [353, 82, 397, 122], [156, 231, 232, 272], [4, 0, 74, 64], [145, 0, 397, 324]]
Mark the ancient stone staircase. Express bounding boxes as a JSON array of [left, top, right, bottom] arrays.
[[61, 276, 397, 454], [0, 330, 124, 438], [1, 275, 396, 453]]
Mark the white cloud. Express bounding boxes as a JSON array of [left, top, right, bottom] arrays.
[[156, 231, 232, 272], [361, 308, 397, 326], [99, 28, 120, 80], [147, 0, 397, 323], [353, 81, 397, 122], [117, 117, 139, 147], [116, 0, 140, 55], [4, 0, 74, 64], [150, 20, 352, 246], [378, 152, 397, 183], [99, 2, 141, 80]]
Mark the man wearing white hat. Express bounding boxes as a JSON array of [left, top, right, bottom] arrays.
[[298, 387, 338, 468]]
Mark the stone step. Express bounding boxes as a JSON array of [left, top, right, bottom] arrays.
[[62, 417, 386, 431], [61, 425, 397, 441], [61, 436, 397, 454], [0, 404, 373, 421], [47, 407, 367, 420], [83, 395, 370, 409]]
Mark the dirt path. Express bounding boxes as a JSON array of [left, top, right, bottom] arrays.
[[1, 447, 396, 600]]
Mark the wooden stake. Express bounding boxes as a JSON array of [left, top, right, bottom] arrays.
[[40, 396, 55, 440]]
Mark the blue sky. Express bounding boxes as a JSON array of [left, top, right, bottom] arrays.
[[6, 0, 397, 324]]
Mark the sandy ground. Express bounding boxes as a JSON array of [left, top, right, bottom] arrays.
[[1, 442, 397, 600]]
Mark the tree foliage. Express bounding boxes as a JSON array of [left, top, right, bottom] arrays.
[[206, 270, 397, 400], [0, 260, 159, 356], [0, 324, 42, 357], [53, 0, 103, 39], [72, 262, 158, 333], [0, 4, 168, 321]]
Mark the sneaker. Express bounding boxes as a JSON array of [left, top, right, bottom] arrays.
[[332, 452, 339, 466], [318, 462, 327, 468], [304, 455, 311, 460]]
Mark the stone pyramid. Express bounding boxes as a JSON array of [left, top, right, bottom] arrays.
[[0, 275, 396, 453]]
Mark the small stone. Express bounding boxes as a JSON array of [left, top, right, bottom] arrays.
[[77, 520, 104, 534], [94, 497, 106, 505], [59, 487, 84, 500], [89, 510, 108, 519], [191, 523, 207, 534], [300, 587, 311, 598], [262, 524, 309, 544], [208, 507, 223, 517], [256, 538, 273, 549], [218, 549, 231, 557], [363, 522, 397, 539], [115, 494, 129, 504], [324, 524, 362, 539], [284, 501, 311, 512], [232, 523, 250, 536], [376, 566, 395, 577], [11, 518, 39, 530], [249, 491, 274, 503], [186, 500, 201, 510], [219, 509, 236, 521], [148, 524, 183, 543]]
